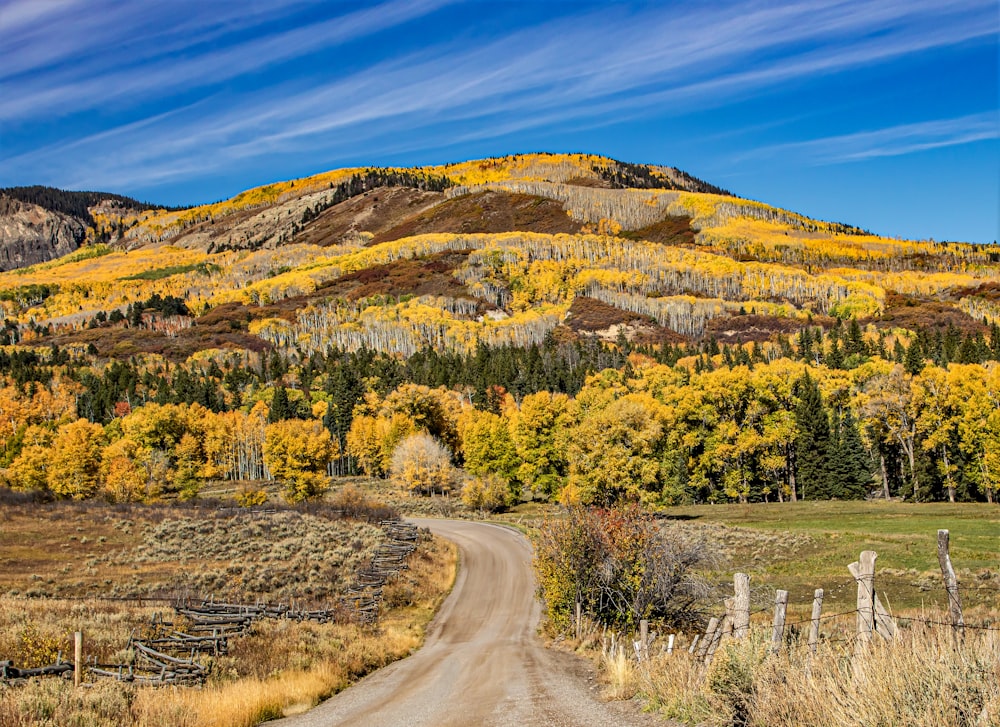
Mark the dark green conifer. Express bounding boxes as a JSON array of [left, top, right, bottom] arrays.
[[904, 338, 925, 375], [269, 386, 291, 422], [830, 409, 872, 499], [794, 372, 832, 499]]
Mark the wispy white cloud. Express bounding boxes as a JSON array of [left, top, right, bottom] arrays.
[[2, 0, 996, 193], [0, 0, 452, 119], [743, 112, 1000, 164]]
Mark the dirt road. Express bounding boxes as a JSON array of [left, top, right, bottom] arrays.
[[271, 518, 659, 727]]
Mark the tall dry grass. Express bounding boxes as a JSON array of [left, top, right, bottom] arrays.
[[0, 534, 457, 727], [630, 617, 999, 727]]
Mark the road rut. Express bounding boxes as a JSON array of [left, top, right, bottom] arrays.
[[271, 518, 660, 727]]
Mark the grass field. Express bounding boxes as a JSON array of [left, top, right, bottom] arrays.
[[509, 498, 1000, 617], [0, 490, 458, 727], [658, 500, 1000, 614], [548, 500, 1000, 727], [0, 498, 383, 602]]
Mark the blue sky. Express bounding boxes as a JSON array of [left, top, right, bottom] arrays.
[[1, 0, 997, 243]]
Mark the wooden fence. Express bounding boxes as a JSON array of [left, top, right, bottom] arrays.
[[1, 518, 424, 688], [594, 529, 997, 666]]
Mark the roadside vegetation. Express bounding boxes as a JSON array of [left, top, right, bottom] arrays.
[[0, 488, 457, 727], [532, 500, 1000, 726], [632, 622, 998, 727]]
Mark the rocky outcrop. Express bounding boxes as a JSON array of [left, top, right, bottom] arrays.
[[0, 195, 85, 271]]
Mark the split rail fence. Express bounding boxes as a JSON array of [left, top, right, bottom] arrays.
[[1, 518, 423, 688]]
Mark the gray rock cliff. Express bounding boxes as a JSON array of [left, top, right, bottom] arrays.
[[0, 195, 85, 271]]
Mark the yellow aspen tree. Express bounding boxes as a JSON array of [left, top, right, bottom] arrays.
[[390, 432, 456, 496], [263, 419, 337, 503], [6, 425, 53, 492], [47, 419, 105, 499], [100, 437, 146, 503]]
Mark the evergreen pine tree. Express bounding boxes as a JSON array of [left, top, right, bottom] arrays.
[[845, 318, 867, 357], [892, 338, 906, 363], [904, 338, 925, 375], [794, 372, 832, 499], [957, 334, 980, 364], [797, 327, 813, 361], [826, 339, 845, 369], [269, 386, 291, 422], [830, 409, 872, 499]]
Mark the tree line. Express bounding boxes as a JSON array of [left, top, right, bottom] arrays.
[[1, 328, 997, 507]]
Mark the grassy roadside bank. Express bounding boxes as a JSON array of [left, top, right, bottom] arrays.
[[0, 498, 458, 727]]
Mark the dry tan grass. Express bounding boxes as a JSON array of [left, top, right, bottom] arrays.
[[106, 510, 382, 602], [0, 500, 384, 603], [336, 477, 468, 519], [0, 532, 457, 726], [627, 614, 1000, 727]]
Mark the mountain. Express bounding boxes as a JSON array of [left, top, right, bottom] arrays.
[[0, 194, 87, 271], [2, 153, 998, 507], [0, 186, 181, 272], [0, 152, 996, 361]]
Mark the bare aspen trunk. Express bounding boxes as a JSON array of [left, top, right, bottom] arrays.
[[639, 620, 649, 662], [941, 447, 955, 503], [787, 447, 798, 501]]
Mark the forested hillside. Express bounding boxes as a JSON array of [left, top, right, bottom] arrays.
[[0, 153, 997, 506]]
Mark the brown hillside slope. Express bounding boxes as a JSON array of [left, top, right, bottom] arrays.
[[370, 190, 584, 244], [294, 187, 444, 247]]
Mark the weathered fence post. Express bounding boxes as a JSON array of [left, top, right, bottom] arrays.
[[854, 550, 877, 651], [770, 590, 788, 655], [722, 598, 735, 638], [74, 631, 83, 687], [667, 634, 675, 654], [639, 619, 649, 662], [733, 572, 751, 638], [808, 588, 824, 655], [575, 601, 582, 641], [848, 554, 896, 642], [688, 634, 700, 654], [936, 529, 965, 644], [697, 617, 719, 660], [704, 620, 725, 665]]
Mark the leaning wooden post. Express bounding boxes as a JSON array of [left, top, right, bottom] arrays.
[[854, 550, 877, 651], [575, 601, 582, 641], [808, 588, 824, 655], [733, 573, 751, 639], [73, 631, 83, 688], [936, 529, 965, 644], [697, 617, 719, 660], [722, 598, 735, 638], [770, 590, 788, 655], [704, 619, 725, 665], [848, 560, 896, 640]]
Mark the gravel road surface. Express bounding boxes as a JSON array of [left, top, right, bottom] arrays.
[[270, 518, 661, 727]]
